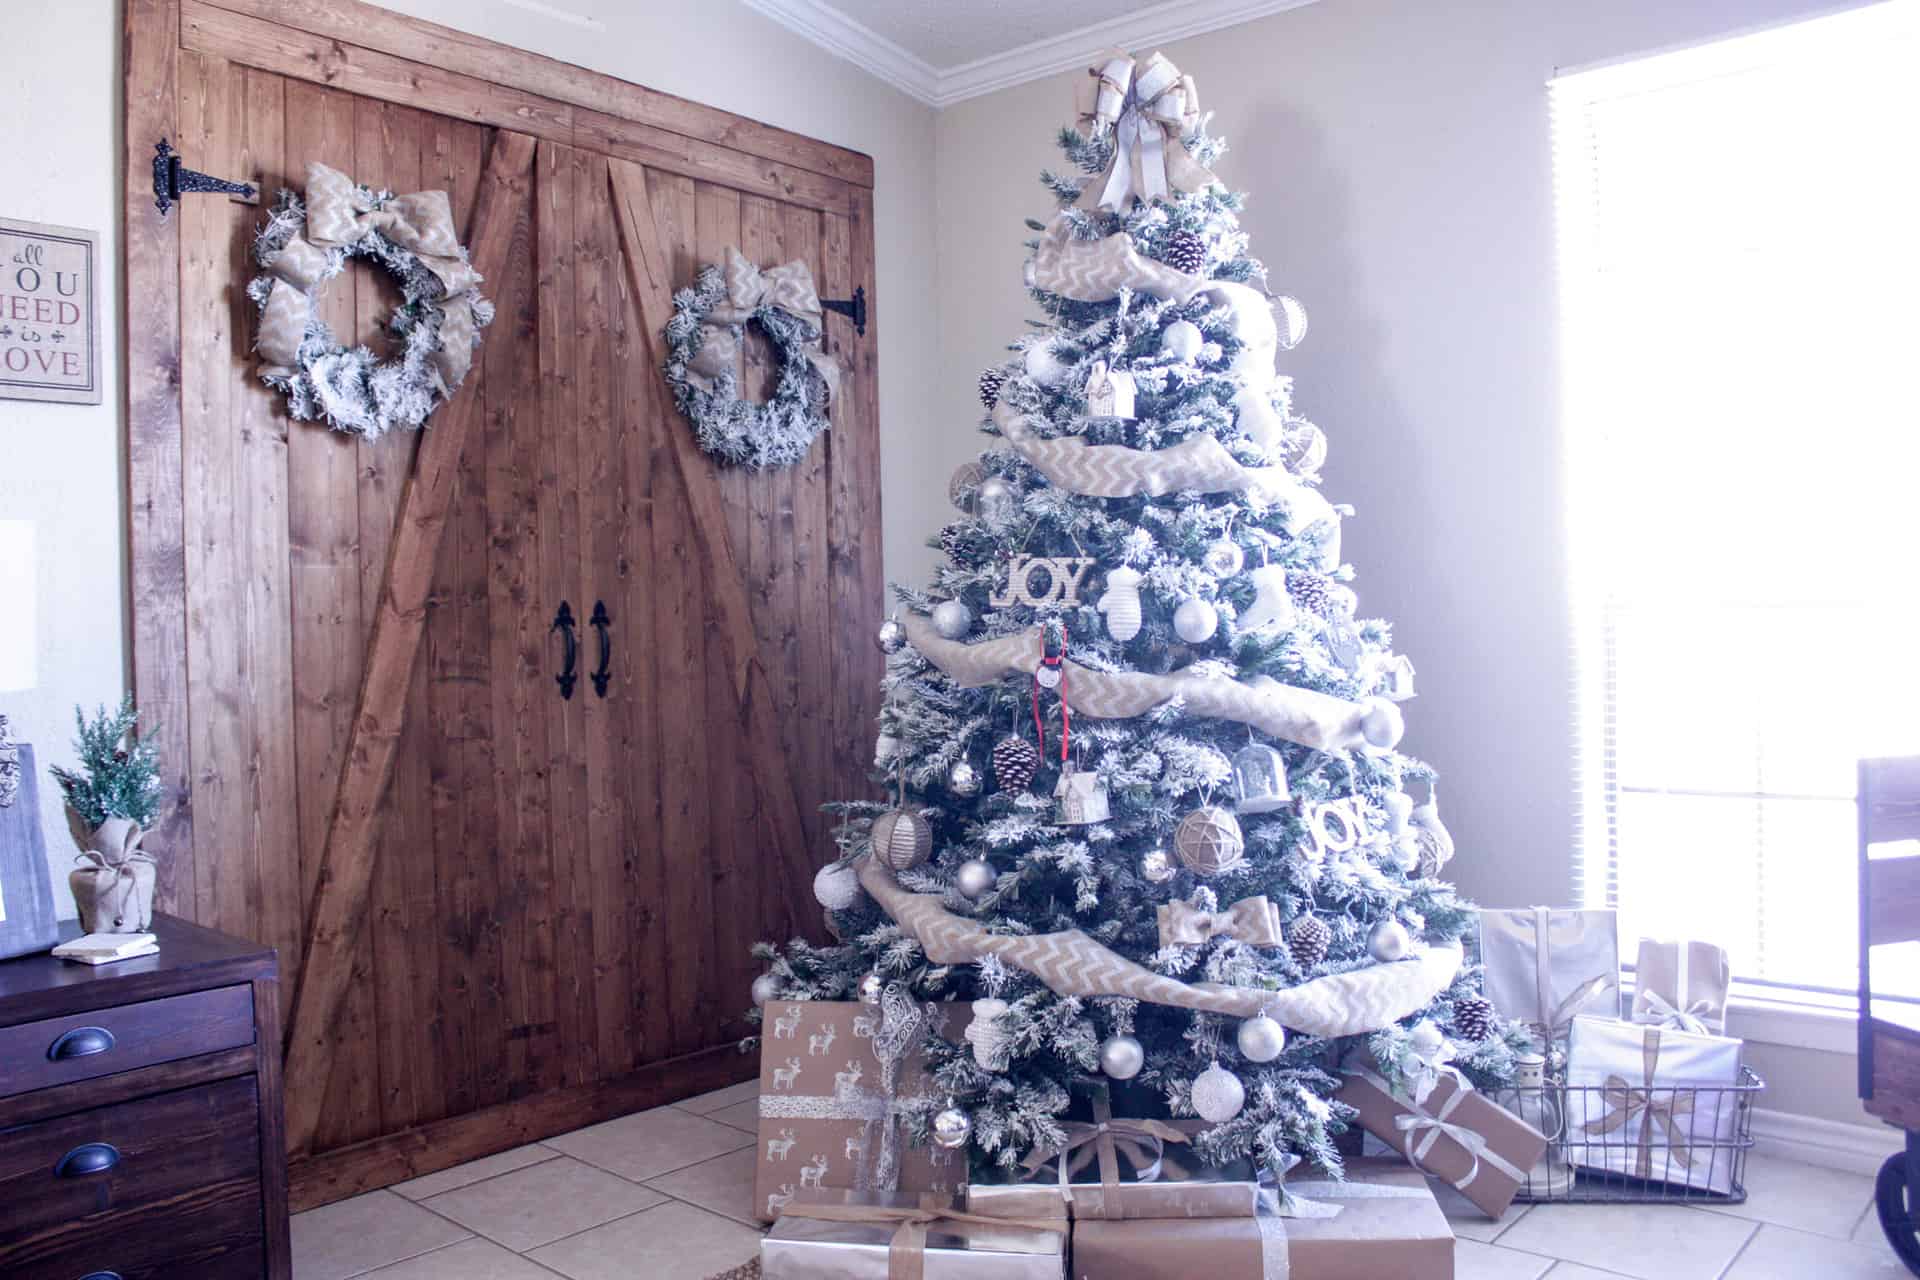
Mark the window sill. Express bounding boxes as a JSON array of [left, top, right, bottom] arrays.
[[1620, 977, 1858, 1055]]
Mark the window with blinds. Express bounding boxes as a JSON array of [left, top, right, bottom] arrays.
[[1555, 1, 1920, 1001]]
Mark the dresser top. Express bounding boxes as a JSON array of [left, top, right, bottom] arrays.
[[0, 913, 275, 1025]]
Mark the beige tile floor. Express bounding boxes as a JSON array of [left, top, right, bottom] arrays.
[[293, 1082, 1914, 1278]]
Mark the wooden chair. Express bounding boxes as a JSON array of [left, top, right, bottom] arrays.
[[1859, 756, 1920, 1273]]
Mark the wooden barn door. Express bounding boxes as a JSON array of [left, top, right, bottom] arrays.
[[124, 0, 881, 1210]]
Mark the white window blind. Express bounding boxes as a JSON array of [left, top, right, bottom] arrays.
[[1555, 1, 1920, 999]]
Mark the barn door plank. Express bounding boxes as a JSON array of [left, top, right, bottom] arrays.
[[283, 128, 538, 1156]]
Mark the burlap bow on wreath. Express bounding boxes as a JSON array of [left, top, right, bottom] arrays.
[[249, 161, 492, 439]]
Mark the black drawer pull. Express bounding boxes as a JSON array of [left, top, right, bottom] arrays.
[[54, 1142, 120, 1178], [78, 1272, 124, 1280], [47, 1025, 116, 1061]]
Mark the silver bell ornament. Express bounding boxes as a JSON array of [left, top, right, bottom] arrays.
[[947, 759, 983, 798], [858, 971, 885, 1004], [751, 972, 781, 1006], [932, 1103, 974, 1150], [813, 861, 862, 911], [976, 476, 1018, 521], [1024, 340, 1071, 387], [1095, 566, 1144, 642], [1160, 319, 1204, 362], [1173, 597, 1219, 643], [955, 857, 996, 900], [1369, 918, 1414, 962], [1202, 538, 1245, 577], [1230, 742, 1290, 815], [1191, 1061, 1246, 1123], [876, 616, 907, 654], [1358, 697, 1405, 749], [1099, 1033, 1146, 1080], [1236, 564, 1296, 633], [931, 599, 973, 640], [1138, 845, 1177, 884], [1236, 1012, 1287, 1064]]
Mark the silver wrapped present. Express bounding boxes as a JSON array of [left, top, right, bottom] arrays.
[[1565, 1014, 1744, 1195], [762, 1189, 1065, 1279], [1478, 906, 1620, 1047]]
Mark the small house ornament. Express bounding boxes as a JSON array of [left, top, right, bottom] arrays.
[[1054, 764, 1111, 825], [1230, 742, 1290, 814], [1081, 358, 1136, 423], [1381, 653, 1417, 701]]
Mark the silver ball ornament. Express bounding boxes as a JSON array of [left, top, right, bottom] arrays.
[[877, 617, 907, 653], [932, 1104, 973, 1149], [955, 857, 996, 899], [1138, 846, 1177, 884], [1024, 341, 1070, 387], [1369, 918, 1413, 962], [1358, 697, 1405, 749], [1161, 319, 1204, 362], [1191, 1061, 1246, 1123], [976, 476, 1017, 521], [1099, 1034, 1146, 1080], [1173, 597, 1219, 643], [932, 599, 973, 640], [948, 759, 983, 797], [1409, 1018, 1447, 1060], [1202, 538, 1244, 577], [1236, 1012, 1286, 1063], [814, 861, 862, 911], [751, 973, 781, 1006], [858, 971, 885, 1004]]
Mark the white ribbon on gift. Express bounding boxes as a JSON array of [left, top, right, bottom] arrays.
[[1638, 990, 1715, 1036], [1348, 1066, 1525, 1194]]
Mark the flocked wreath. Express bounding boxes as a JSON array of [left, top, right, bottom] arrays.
[[662, 247, 836, 470], [249, 162, 491, 439]]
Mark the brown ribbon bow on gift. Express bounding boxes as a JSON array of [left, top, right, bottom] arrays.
[[1073, 49, 1218, 211], [1590, 1026, 1697, 1177], [1018, 1090, 1190, 1219], [1157, 894, 1284, 949], [777, 1198, 1064, 1280]]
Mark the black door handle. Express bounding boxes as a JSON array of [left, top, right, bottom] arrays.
[[79, 1273, 125, 1280], [551, 602, 577, 701], [589, 601, 611, 699], [47, 1026, 115, 1061], [54, 1143, 120, 1178]]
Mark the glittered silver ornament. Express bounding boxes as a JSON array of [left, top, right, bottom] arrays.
[[1173, 597, 1218, 643], [1174, 806, 1245, 876], [1191, 1061, 1246, 1123], [992, 734, 1040, 792], [1358, 697, 1405, 749], [1138, 846, 1177, 884], [976, 476, 1017, 521], [932, 599, 973, 640], [1369, 918, 1413, 962], [1236, 1012, 1286, 1063], [1202, 538, 1244, 577], [876, 617, 907, 653], [814, 860, 862, 911], [858, 971, 885, 1004], [1160, 319, 1204, 362], [1024, 340, 1071, 387], [871, 808, 932, 871], [751, 972, 781, 1006], [1099, 1033, 1145, 1080], [955, 857, 996, 899], [947, 759, 983, 797], [932, 1104, 973, 1149]]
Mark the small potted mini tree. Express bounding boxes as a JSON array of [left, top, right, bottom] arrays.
[[50, 697, 161, 933]]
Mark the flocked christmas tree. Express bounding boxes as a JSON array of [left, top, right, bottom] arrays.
[[756, 51, 1524, 1185]]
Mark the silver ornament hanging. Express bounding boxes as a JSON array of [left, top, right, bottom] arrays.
[[1174, 806, 1246, 876], [932, 1103, 973, 1149], [814, 860, 862, 911], [1369, 918, 1413, 962], [1202, 538, 1245, 577], [858, 971, 885, 1004], [932, 599, 973, 640], [955, 857, 996, 899], [1138, 845, 1177, 884], [977, 476, 1018, 521], [1229, 742, 1290, 815], [751, 972, 781, 1006], [1160, 319, 1204, 362], [1358, 697, 1404, 749], [1236, 1012, 1286, 1063], [1173, 597, 1218, 643], [1191, 1061, 1246, 1123], [1099, 1033, 1146, 1080], [948, 759, 983, 797], [871, 808, 933, 871], [1024, 340, 1071, 387], [877, 617, 907, 653]]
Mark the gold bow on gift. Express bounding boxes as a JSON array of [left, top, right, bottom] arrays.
[[687, 245, 841, 398], [778, 1198, 1064, 1280], [256, 162, 486, 394], [1018, 1089, 1191, 1220], [1590, 1028, 1697, 1178], [1157, 895, 1284, 948], [1075, 50, 1218, 211]]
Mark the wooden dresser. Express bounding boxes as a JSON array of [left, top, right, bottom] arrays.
[[0, 914, 289, 1279]]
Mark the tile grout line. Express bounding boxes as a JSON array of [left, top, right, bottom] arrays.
[[519, 1199, 681, 1257], [1710, 1216, 1765, 1280], [352, 1234, 577, 1280], [392, 1147, 570, 1204]]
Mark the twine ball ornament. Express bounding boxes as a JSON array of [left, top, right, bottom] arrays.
[[1174, 805, 1246, 876], [1236, 1012, 1287, 1064], [977, 476, 1018, 521], [1024, 341, 1071, 387], [1287, 915, 1331, 970], [1161, 319, 1204, 362], [949, 461, 986, 512], [1173, 597, 1219, 644], [1099, 1033, 1146, 1080], [978, 367, 1007, 408], [1161, 230, 1207, 275], [992, 734, 1041, 792], [1454, 994, 1495, 1042], [876, 617, 907, 654], [813, 861, 862, 911], [948, 759, 983, 798], [1359, 697, 1405, 749], [955, 857, 996, 900], [751, 972, 781, 1006], [932, 1103, 973, 1149], [1202, 538, 1245, 577], [932, 599, 973, 640], [871, 808, 932, 871], [1138, 845, 1177, 884], [1369, 918, 1413, 962], [858, 971, 885, 1004], [1191, 1061, 1246, 1123]]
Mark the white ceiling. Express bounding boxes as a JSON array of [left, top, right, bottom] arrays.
[[739, 0, 1323, 107]]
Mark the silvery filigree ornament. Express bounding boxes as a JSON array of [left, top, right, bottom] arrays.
[[0, 714, 18, 809], [1055, 765, 1111, 826]]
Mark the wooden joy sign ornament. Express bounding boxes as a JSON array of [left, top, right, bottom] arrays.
[[990, 556, 1095, 608]]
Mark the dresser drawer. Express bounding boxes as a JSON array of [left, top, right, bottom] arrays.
[[0, 1074, 263, 1277], [0, 984, 254, 1098]]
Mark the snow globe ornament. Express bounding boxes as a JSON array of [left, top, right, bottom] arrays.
[[1160, 319, 1204, 362], [1081, 358, 1136, 424], [1236, 564, 1295, 633], [1174, 805, 1245, 875], [1096, 566, 1144, 642], [1230, 742, 1290, 815], [1055, 766, 1111, 826], [1191, 1061, 1246, 1122], [931, 599, 973, 639], [1173, 597, 1218, 643]]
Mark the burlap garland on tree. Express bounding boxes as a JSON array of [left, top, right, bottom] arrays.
[[993, 402, 1297, 504], [856, 854, 1460, 1035]]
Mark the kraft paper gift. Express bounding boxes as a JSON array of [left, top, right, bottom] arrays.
[[1478, 907, 1620, 1046], [1069, 1158, 1454, 1280], [1631, 938, 1731, 1036], [755, 1000, 975, 1223], [1565, 1014, 1744, 1195], [1336, 1052, 1548, 1218], [763, 1189, 1066, 1280]]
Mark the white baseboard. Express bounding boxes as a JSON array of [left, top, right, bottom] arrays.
[[1750, 1106, 1903, 1176]]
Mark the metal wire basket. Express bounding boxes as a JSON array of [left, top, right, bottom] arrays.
[[1496, 1066, 1765, 1204]]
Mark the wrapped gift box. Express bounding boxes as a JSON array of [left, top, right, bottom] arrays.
[[1631, 938, 1731, 1036], [755, 1000, 974, 1222], [1565, 1014, 1744, 1195], [1068, 1158, 1454, 1279], [763, 1188, 1066, 1279], [1479, 907, 1620, 1045], [1335, 1053, 1548, 1218], [967, 1115, 1259, 1221]]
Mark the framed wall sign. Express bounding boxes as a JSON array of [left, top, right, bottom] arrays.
[[0, 217, 100, 405]]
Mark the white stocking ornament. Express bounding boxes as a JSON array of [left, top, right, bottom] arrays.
[[1237, 564, 1295, 633]]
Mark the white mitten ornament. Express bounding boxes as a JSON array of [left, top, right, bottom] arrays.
[[1096, 567, 1144, 642]]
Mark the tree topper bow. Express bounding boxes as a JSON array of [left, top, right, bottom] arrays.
[[1075, 50, 1218, 211]]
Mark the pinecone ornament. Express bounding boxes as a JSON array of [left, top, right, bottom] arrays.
[[1161, 230, 1206, 275], [1454, 994, 1495, 1042], [1288, 570, 1337, 620], [992, 734, 1040, 793], [979, 367, 1007, 408], [1288, 915, 1332, 970]]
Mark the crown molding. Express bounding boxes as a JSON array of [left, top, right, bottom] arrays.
[[741, 0, 1325, 110]]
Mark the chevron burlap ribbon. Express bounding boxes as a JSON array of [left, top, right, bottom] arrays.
[[687, 245, 840, 399], [1027, 214, 1207, 304], [1157, 895, 1284, 948], [992, 401, 1295, 502]]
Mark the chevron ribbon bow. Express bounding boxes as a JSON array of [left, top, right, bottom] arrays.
[[1074, 50, 1217, 211], [709, 245, 823, 325], [1157, 895, 1284, 948], [1591, 1027, 1697, 1177]]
